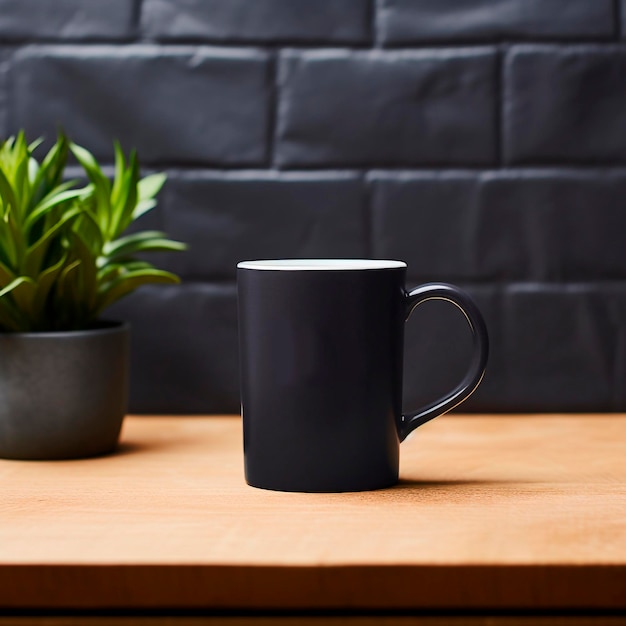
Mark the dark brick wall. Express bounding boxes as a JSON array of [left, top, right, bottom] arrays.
[[2, 1, 626, 413]]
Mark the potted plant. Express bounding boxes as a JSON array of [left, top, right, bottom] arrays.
[[0, 131, 185, 459]]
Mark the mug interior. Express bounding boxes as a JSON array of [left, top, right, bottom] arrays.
[[237, 259, 407, 271]]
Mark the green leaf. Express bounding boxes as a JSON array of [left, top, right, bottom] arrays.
[[13, 131, 27, 159], [30, 253, 68, 326], [138, 173, 166, 202], [67, 229, 97, 311], [70, 142, 112, 234], [0, 214, 17, 267], [7, 276, 36, 321], [28, 157, 39, 187], [53, 259, 82, 328], [14, 153, 31, 218], [57, 259, 81, 296], [0, 276, 30, 299], [24, 188, 85, 235], [110, 140, 126, 210], [0, 166, 18, 217], [24, 206, 83, 278], [103, 235, 186, 266], [0, 296, 22, 331], [0, 132, 183, 330], [96, 260, 153, 284], [31, 133, 68, 204], [96, 268, 179, 314], [110, 150, 139, 239], [6, 210, 26, 267], [33, 179, 82, 209], [0, 136, 16, 178], [132, 199, 157, 221], [126, 173, 166, 223], [0, 276, 36, 329], [28, 137, 44, 153], [103, 230, 181, 256], [69, 142, 104, 178], [0, 258, 15, 287], [0, 131, 29, 191], [71, 205, 103, 256]]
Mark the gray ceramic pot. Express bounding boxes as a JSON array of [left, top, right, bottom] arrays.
[[0, 322, 129, 460]]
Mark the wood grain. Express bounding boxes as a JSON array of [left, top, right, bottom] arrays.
[[1, 415, 626, 610]]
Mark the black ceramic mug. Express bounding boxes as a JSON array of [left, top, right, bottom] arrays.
[[237, 259, 489, 492]]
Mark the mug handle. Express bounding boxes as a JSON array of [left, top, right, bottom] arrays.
[[398, 283, 489, 442]]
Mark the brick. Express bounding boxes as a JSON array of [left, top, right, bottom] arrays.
[[276, 49, 497, 167], [475, 170, 626, 281], [9, 45, 270, 165], [371, 170, 626, 282], [158, 170, 367, 280], [0, 0, 136, 41], [606, 284, 626, 408], [108, 283, 240, 414], [403, 283, 625, 413], [0, 50, 9, 137], [142, 0, 370, 44], [108, 280, 626, 414], [110, 282, 626, 414], [492, 284, 615, 411], [378, 0, 615, 45], [369, 171, 480, 282], [504, 45, 626, 164]]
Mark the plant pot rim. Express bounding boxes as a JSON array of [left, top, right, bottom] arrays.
[[0, 320, 129, 339]]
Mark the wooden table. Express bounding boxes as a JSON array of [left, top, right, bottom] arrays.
[[1, 415, 626, 625]]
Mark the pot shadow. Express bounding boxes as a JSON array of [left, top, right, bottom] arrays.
[[0, 440, 171, 462], [112, 436, 207, 457], [112, 431, 226, 457], [112, 440, 160, 457]]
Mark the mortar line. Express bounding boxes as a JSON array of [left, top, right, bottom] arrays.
[[370, 0, 380, 48], [267, 50, 280, 169], [496, 44, 506, 168]]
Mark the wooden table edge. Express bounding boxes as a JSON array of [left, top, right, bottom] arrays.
[[1, 563, 626, 611]]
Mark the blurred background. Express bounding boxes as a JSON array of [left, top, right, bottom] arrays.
[[2, 0, 626, 414]]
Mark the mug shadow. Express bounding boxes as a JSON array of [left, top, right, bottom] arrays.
[[393, 477, 513, 490]]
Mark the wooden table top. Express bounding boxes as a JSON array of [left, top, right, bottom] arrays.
[[1, 414, 625, 611]]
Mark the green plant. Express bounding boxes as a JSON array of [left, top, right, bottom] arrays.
[[0, 131, 185, 332]]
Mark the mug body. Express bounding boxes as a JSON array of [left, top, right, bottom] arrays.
[[238, 260, 407, 492]]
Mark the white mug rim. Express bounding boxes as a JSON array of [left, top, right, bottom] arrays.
[[237, 259, 407, 271]]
